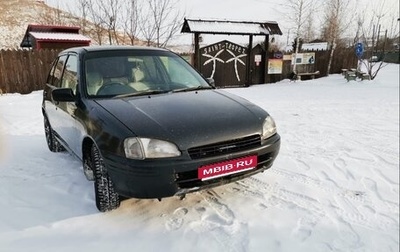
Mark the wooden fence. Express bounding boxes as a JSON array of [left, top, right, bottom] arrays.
[[274, 48, 358, 82], [0, 49, 61, 94], [0, 47, 387, 94]]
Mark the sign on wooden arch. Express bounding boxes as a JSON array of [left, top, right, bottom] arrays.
[[200, 40, 247, 87]]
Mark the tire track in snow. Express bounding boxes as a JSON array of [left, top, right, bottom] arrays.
[[270, 169, 367, 204], [233, 176, 325, 243], [234, 178, 364, 248], [333, 157, 355, 180], [288, 168, 398, 232], [196, 190, 249, 252], [236, 169, 398, 233], [164, 190, 249, 252]]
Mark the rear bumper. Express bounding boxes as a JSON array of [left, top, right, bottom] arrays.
[[103, 134, 280, 199]]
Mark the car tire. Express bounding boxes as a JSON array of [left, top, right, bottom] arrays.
[[91, 145, 120, 212], [44, 116, 65, 152]]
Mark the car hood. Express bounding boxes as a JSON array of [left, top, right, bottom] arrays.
[[95, 90, 268, 149]]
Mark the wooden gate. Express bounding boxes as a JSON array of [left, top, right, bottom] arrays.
[[250, 44, 266, 85], [200, 40, 247, 87]]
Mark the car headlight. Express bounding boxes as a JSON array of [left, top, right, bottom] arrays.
[[262, 116, 277, 139], [124, 137, 181, 159]]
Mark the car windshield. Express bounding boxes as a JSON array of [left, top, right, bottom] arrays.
[[84, 49, 210, 97]]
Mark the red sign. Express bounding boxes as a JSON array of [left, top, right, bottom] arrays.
[[198, 155, 258, 181]]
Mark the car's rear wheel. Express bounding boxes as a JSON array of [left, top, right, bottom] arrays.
[[91, 145, 120, 212], [44, 116, 65, 152]]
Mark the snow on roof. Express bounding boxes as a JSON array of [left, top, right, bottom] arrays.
[[284, 42, 328, 52], [186, 21, 267, 35], [302, 42, 328, 51], [29, 32, 91, 42], [181, 19, 282, 36]]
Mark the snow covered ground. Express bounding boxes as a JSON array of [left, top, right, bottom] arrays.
[[0, 64, 399, 252]]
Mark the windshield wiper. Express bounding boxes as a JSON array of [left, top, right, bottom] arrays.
[[171, 86, 213, 93], [114, 89, 169, 98]]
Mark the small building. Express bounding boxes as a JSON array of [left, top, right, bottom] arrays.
[[284, 42, 328, 52], [20, 24, 91, 50], [301, 42, 328, 52]]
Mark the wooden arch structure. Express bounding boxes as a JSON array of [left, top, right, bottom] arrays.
[[181, 18, 282, 86]]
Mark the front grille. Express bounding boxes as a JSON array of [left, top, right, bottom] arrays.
[[188, 135, 261, 159]]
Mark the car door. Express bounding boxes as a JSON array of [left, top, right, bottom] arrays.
[[53, 54, 80, 154], [45, 54, 68, 143]]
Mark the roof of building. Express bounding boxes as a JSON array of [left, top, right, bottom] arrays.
[[181, 18, 282, 36], [29, 32, 91, 42], [20, 24, 91, 48]]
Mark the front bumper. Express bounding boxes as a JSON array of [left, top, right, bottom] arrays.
[[103, 133, 280, 199]]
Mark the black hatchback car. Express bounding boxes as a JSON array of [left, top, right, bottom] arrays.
[[42, 46, 280, 212]]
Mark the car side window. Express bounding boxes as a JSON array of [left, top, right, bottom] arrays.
[[61, 55, 78, 95], [46, 59, 58, 85], [53, 55, 68, 88]]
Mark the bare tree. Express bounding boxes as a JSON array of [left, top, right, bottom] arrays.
[[387, 14, 400, 39], [84, 0, 107, 44], [360, 24, 388, 81], [63, 0, 108, 45], [281, 0, 316, 73], [364, 1, 399, 53], [75, 0, 89, 35], [122, 0, 141, 45], [321, 0, 351, 75], [302, 13, 317, 42], [44, 0, 185, 47], [103, 0, 124, 45], [80, 0, 123, 45], [353, 1, 395, 80], [139, 0, 185, 47], [39, 0, 68, 25], [139, 7, 156, 46]]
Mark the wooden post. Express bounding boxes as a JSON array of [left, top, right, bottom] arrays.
[[194, 33, 200, 70], [264, 34, 269, 84], [245, 35, 253, 87]]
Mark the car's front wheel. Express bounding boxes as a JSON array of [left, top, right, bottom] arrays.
[[91, 145, 120, 212], [44, 116, 65, 152]]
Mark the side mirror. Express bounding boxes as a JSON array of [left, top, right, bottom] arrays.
[[206, 78, 215, 87], [52, 88, 75, 102]]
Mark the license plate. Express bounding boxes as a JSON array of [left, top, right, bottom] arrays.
[[198, 155, 258, 181]]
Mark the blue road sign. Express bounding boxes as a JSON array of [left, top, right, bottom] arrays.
[[355, 43, 364, 58]]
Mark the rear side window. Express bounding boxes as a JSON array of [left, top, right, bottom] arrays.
[[61, 55, 78, 94], [52, 55, 68, 88], [46, 59, 57, 85]]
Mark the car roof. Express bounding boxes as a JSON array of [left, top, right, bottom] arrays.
[[60, 45, 170, 55]]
